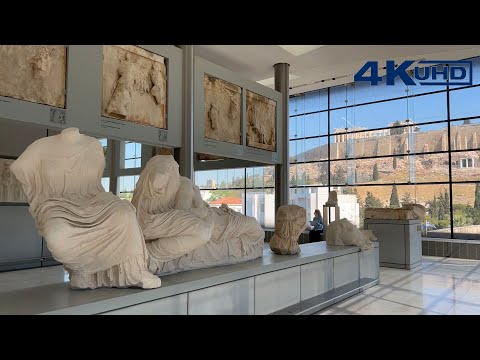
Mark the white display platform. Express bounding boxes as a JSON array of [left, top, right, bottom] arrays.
[[0, 242, 379, 315]]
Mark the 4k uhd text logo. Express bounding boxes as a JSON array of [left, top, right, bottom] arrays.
[[354, 60, 473, 86]]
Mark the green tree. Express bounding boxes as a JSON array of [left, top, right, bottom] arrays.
[[393, 156, 397, 170], [290, 175, 296, 186], [474, 183, 480, 210], [372, 163, 379, 181], [207, 190, 241, 203], [401, 192, 413, 206], [365, 191, 383, 208], [389, 184, 400, 208], [390, 121, 405, 135]]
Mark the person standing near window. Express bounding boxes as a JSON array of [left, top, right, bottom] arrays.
[[309, 209, 324, 242]]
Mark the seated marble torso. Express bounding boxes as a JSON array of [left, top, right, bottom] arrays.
[[10, 128, 161, 289], [132, 155, 265, 275]]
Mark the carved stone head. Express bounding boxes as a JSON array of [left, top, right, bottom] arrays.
[[131, 155, 180, 209], [269, 205, 307, 255]]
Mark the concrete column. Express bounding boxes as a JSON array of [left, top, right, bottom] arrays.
[[174, 45, 194, 180], [274, 63, 290, 210]]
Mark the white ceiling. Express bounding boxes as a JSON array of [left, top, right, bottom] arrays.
[[194, 45, 480, 95]]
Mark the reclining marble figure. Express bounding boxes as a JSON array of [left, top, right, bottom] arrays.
[[325, 218, 374, 251], [132, 155, 265, 274], [10, 128, 161, 290]]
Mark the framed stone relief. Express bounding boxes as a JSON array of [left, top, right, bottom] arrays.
[[246, 90, 276, 151], [102, 45, 167, 129], [0, 158, 27, 203], [204, 74, 242, 144], [0, 45, 66, 108]]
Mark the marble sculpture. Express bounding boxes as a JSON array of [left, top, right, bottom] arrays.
[[269, 205, 308, 255], [102, 45, 167, 129], [325, 190, 338, 206], [364, 204, 426, 220], [325, 218, 374, 251], [10, 128, 161, 289], [246, 90, 276, 151], [0, 159, 28, 203], [204, 75, 241, 144], [132, 155, 265, 274], [0, 45, 66, 108]]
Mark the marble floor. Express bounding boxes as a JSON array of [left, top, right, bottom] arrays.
[[316, 256, 480, 315]]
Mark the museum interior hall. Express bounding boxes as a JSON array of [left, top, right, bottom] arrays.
[[2, 44, 480, 315]]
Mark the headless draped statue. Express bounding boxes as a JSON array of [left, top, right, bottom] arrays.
[[10, 128, 161, 289], [132, 155, 265, 274]]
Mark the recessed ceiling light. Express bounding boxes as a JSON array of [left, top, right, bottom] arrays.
[[278, 45, 325, 56], [257, 74, 299, 87]]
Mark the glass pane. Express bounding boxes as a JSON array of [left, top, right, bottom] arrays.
[[289, 96, 298, 117], [325, 186, 362, 227], [303, 111, 328, 137], [353, 76, 408, 105], [352, 156, 409, 185], [408, 121, 448, 154], [330, 135, 346, 160], [226, 168, 245, 189], [330, 84, 354, 109], [204, 189, 244, 214], [118, 175, 140, 202], [330, 161, 347, 186], [101, 177, 110, 192], [289, 114, 305, 139], [451, 150, 480, 182], [289, 163, 327, 186], [264, 166, 275, 187], [246, 189, 275, 228], [450, 119, 480, 151], [304, 89, 328, 113], [290, 139, 305, 163], [124, 159, 136, 168], [452, 183, 480, 240], [411, 153, 450, 183], [216, 169, 228, 188], [252, 167, 264, 188], [449, 86, 480, 120], [303, 137, 329, 162], [289, 187, 317, 220], [195, 170, 218, 189], [409, 92, 447, 123], [123, 142, 142, 169], [330, 107, 354, 133], [355, 184, 450, 231]]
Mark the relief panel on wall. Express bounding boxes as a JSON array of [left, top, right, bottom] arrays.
[[246, 90, 276, 151], [0, 45, 66, 108], [0, 158, 27, 203], [102, 45, 167, 129], [204, 74, 241, 144]]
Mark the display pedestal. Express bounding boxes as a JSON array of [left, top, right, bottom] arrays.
[[323, 205, 340, 242], [0, 242, 379, 315], [365, 218, 422, 270]]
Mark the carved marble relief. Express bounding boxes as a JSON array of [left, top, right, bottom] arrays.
[[0, 158, 28, 203], [0, 45, 66, 108], [204, 75, 241, 144], [102, 45, 167, 129], [246, 90, 276, 151]]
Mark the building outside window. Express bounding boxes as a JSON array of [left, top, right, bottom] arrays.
[[289, 56, 480, 240]]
